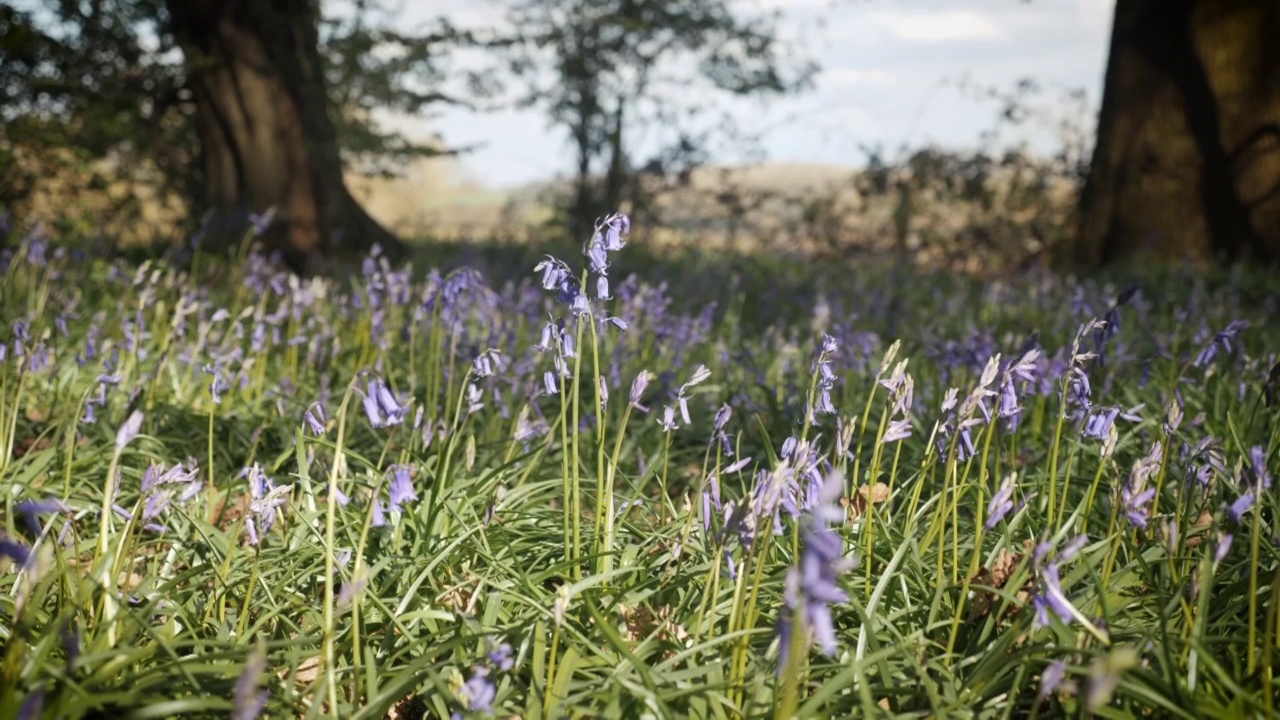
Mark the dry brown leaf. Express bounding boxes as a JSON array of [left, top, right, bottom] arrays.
[[844, 482, 890, 521], [968, 546, 1030, 622], [386, 695, 426, 720], [281, 655, 321, 686]]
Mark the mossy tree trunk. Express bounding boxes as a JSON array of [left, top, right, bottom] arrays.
[[167, 0, 401, 270], [1078, 0, 1280, 266]]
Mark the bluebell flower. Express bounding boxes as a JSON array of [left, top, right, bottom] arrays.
[[1214, 532, 1233, 566], [303, 403, 328, 436], [1228, 492, 1254, 524], [1039, 659, 1068, 701], [15, 498, 68, 538], [777, 472, 853, 671], [472, 349, 503, 378], [881, 418, 912, 444], [629, 370, 652, 412], [986, 476, 1015, 529], [460, 667, 496, 713], [115, 410, 144, 450], [232, 643, 269, 720], [658, 406, 679, 432], [388, 465, 418, 512], [243, 465, 290, 546], [362, 377, 407, 428], [488, 643, 514, 672], [1250, 445, 1271, 490], [247, 207, 276, 237]]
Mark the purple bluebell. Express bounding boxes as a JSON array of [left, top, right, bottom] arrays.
[[115, 410, 144, 450], [15, 498, 67, 538], [388, 465, 418, 512], [1083, 407, 1119, 441], [881, 418, 912, 444], [777, 472, 853, 671], [303, 403, 328, 436], [1250, 445, 1271, 490], [1194, 320, 1249, 368], [17, 691, 44, 720], [599, 212, 630, 251], [362, 377, 407, 428], [1122, 486, 1157, 528], [460, 667, 496, 713], [232, 644, 269, 720], [0, 536, 32, 569], [243, 465, 290, 546], [247, 207, 276, 237], [472, 349, 503, 378], [488, 643, 515, 672], [1214, 532, 1233, 565], [1039, 659, 1067, 701], [658, 406, 679, 432], [1228, 493, 1254, 524], [629, 370, 652, 412], [986, 477, 1015, 529]]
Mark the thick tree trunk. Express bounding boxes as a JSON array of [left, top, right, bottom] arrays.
[[167, 0, 401, 271], [1078, 0, 1280, 266]]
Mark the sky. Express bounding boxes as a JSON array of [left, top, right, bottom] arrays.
[[382, 0, 1116, 188]]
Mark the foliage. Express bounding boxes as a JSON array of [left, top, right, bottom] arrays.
[[0, 0, 465, 232], [2, 214, 1279, 717], [492, 0, 817, 237]]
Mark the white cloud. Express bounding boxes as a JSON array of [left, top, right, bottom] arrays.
[[869, 10, 1005, 43], [822, 68, 895, 88]]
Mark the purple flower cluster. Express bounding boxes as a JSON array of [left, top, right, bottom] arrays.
[[778, 472, 854, 670]]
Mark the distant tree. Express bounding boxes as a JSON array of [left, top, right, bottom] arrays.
[[494, 0, 816, 239], [0, 0, 467, 268], [1078, 0, 1280, 265]]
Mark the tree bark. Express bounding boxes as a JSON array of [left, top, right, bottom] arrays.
[[1078, 0, 1280, 266], [167, 0, 402, 271]]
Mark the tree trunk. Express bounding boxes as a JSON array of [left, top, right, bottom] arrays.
[[1077, 0, 1280, 266], [167, 0, 401, 271]]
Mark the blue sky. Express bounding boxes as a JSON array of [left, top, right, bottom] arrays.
[[385, 0, 1115, 188]]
